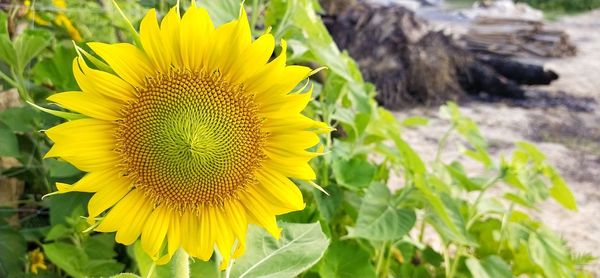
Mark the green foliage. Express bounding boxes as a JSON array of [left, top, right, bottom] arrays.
[[0, 0, 593, 277], [517, 0, 600, 13], [231, 222, 329, 278]]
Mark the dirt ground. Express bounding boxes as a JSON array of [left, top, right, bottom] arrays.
[[394, 9, 600, 274]]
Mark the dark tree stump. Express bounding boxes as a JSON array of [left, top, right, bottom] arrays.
[[322, 2, 559, 109]]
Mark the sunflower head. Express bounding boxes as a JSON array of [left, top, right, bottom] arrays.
[[44, 2, 328, 269]]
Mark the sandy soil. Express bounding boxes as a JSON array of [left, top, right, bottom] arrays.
[[394, 9, 600, 274]]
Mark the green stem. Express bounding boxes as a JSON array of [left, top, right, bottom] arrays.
[[250, 0, 262, 35], [449, 246, 463, 278], [224, 259, 234, 278], [0, 70, 18, 89], [497, 203, 515, 253], [146, 262, 156, 278], [435, 125, 455, 162], [375, 241, 388, 277], [382, 243, 394, 278], [472, 174, 503, 208], [442, 244, 452, 278], [172, 248, 190, 278], [417, 220, 426, 243]]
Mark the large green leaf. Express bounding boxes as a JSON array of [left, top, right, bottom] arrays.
[[466, 256, 511, 278], [44, 240, 124, 278], [0, 106, 41, 133], [313, 184, 342, 222], [0, 228, 26, 277], [319, 241, 376, 278], [544, 166, 577, 211], [48, 192, 90, 226], [528, 230, 573, 278], [197, 0, 240, 26], [332, 155, 376, 190], [0, 11, 16, 68], [347, 183, 416, 241], [230, 222, 329, 278], [13, 29, 53, 73], [0, 121, 19, 157], [32, 45, 78, 91]]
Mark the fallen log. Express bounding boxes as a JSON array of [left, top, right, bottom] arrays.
[[322, 1, 559, 108]]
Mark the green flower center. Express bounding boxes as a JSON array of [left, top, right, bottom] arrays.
[[116, 70, 265, 210]]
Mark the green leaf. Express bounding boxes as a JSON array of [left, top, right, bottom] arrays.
[[421, 246, 443, 267], [196, 0, 240, 26], [111, 273, 142, 278], [0, 121, 19, 157], [0, 11, 16, 68], [43, 242, 86, 277], [13, 29, 53, 73], [401, 116, 429, 127], [0, 35, 16, 68], [32, 45, 78, 91], [44, 238, 124, 278], [45, 224, 71, 241], [231, 222, 329, 278], [319, 241, 376, 278], [528, 230, 573, 278], [544, 166, 577, 210], [332, 155, 377, 190], [347, 183, 416, 241], [446, 162, 483, 191], [48, 192, 90, 226], [415, 176, 474, 245], [48, 158, 81, 179], [0, 228, 26, 277], [466, 256, 511, 278], [0, 106, 41, 133], [313, 184, 342, 222]]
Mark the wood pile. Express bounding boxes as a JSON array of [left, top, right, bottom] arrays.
[[463, 18, 577, 58]]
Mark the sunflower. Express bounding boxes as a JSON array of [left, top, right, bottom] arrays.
[[28, 248, 47, 274], [44, 3, 328, 268]]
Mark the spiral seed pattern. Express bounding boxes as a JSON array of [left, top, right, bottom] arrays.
[[116, 70, 265, 210]]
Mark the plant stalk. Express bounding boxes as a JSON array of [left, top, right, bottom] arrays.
[[172, 248, 190, 278]]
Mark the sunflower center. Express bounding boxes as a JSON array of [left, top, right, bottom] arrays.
[[116, 70, 265, 210]]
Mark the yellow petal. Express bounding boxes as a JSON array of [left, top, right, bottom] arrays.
[[88, 42, 154, 87], [45, 118, 116, 158], [160, 6, 182, 68], [229, 33, 275, 84], [210, 207, 234, 270], [96, 189, 145, 235], [197, 207, 214, 260], [140, 9, 170, 72], [263, 159, 317, 180], [180, 6, 213, 70], [141, 206, 170, 258], [223, 200, 247, 258], [217, 8, 252, 78], [255, 66, 311, 110], [240, 191, 281, 239], [73, 57, 136, 101], [47, 91, 122, 121], [87, 173, 132, 221], [255, 169, 305, 214], [167, 209, 182, 259], [56, 169, 115, 193], [244, 40, 288, 93]]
